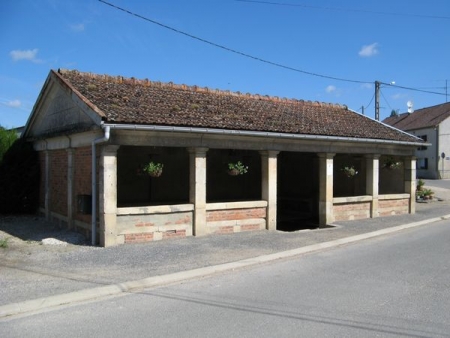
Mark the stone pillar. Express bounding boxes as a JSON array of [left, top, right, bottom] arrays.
[[188, 148, 208, 236], [366, 154, 380, 218], [44, 150, 50, 220], [260, 151, 279, 230], [99, 145, 120, 247], [318, 153, 335, 226], [404, 156, 416, 214], [67, 148, 74, 229]]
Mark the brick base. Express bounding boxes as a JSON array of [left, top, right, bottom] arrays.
[[379, 199, 409, 216], [124, 233, 154, 243], [333, 202, 371, 221], [215, 223, 262, 234], [124, 230, 187, 243], [206, 208, 266, 222]]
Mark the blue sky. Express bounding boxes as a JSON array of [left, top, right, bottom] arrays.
[[1, 0, 449, 128]]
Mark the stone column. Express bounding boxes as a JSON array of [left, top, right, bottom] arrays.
[[99, 145, 120, 247], [404, 156, 416, 214], [366, 154, 380, 218], [67, 148, 74, 229], [260, 151, 279, 230], [318, 153, 335, 226], [188, 148, 208, 236]]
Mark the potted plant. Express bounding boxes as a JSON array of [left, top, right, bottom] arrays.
[[227, 161, 248, 176], [382, 157, 402, 170], [142, 161, 164, 177], [417, 179, 425, 191], [341, 165, 358, 178], [423, 188, 434, 200]]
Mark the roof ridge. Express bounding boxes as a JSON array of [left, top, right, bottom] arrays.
[[57, 68, 346, 109]]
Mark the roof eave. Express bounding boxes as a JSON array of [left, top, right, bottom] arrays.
[[103, 123, 424, 147]]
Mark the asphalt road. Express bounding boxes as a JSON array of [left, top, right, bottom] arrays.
[[2, 219, 450, 338]]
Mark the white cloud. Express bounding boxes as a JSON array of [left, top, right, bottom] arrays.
[[358, 43, 379, 57], [9, 48, 41, 63], [361, 83, 372, 89], [392, 93, 408, 100], [326, 85, 336, 93], [70, 23, 85, 32], [6, 99, 21, 108]]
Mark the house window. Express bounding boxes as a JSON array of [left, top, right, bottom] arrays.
[[417, 158, 428, 170], [417, 135, 427, 151]]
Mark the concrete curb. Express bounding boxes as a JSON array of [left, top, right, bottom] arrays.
[[1, 214, 449, 319]]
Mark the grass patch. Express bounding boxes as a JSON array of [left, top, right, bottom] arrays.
[[0, 237, 10, 248]]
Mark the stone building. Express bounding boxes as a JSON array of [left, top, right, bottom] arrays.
[[23, 69, 423, 247]]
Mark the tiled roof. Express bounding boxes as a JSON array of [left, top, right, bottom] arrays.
[[56, 69, 420, 143], [383, 102, 450, 131]]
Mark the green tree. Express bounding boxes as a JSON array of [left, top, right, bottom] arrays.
[[390, 109, 398, 117], [0, 126, 18, 162], [0, 138, 40, 214]]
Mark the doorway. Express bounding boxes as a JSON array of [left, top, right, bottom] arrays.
[[277, 152, 319, 231]]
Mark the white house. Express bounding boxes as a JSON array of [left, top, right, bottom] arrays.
[[383, 102, 450, 179]]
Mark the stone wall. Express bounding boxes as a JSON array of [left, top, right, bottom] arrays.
[[116, 205, 194, 244], [333, 194, 410, 222], [378, 197, 409, 216], [206, 201, 267, 234], [333, 202, 371, 221], [115, 202, 268, 243]]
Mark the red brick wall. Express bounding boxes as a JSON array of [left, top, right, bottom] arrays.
[[49, 150, 67, 216], [215, 224, 262, 234], [162, 230, 186, 240], [333, 202, 371, 221], [206, 208, 266, 222], [73, 147, 92, 224], [39, 152, 46, 209], [124, 233, 154, 243], [124, 230, 187, 243], [379, 199, 409, 217], [207, 207, 266, 234], [38, 147, 93, 227]]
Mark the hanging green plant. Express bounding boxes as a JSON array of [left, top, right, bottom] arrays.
[[141, 161, 164, 177], [227, 161, 248, 176], [382, 157, 402, 170], [341, 165, 358, 178]]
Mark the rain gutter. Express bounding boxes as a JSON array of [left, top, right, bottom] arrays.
[[103, 123, 428, 147]]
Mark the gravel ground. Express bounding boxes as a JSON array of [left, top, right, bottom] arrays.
[[0, 215, 94, 256]]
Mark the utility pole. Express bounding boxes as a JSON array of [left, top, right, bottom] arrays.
[[375, 80, 380, 121], [361, 105, 365, 115]]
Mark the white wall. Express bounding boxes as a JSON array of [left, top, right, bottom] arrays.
[[409, 127, 438, 179], [438, 117, 450, 179]]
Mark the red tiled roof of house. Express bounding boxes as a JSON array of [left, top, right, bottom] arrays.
[[56, 69, 420, 143], [383, 102, 450, 131]]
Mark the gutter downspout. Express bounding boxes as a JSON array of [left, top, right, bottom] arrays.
[[91, 125, 110, 246]]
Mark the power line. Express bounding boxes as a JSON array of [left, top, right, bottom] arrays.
[[235, 0, 450, 20], [98, 0, 447, 100], [364, 93, 375, 110], [98, 0, 369, 84], [380, 90, 393, 110], [379, 81, 445, 96]]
